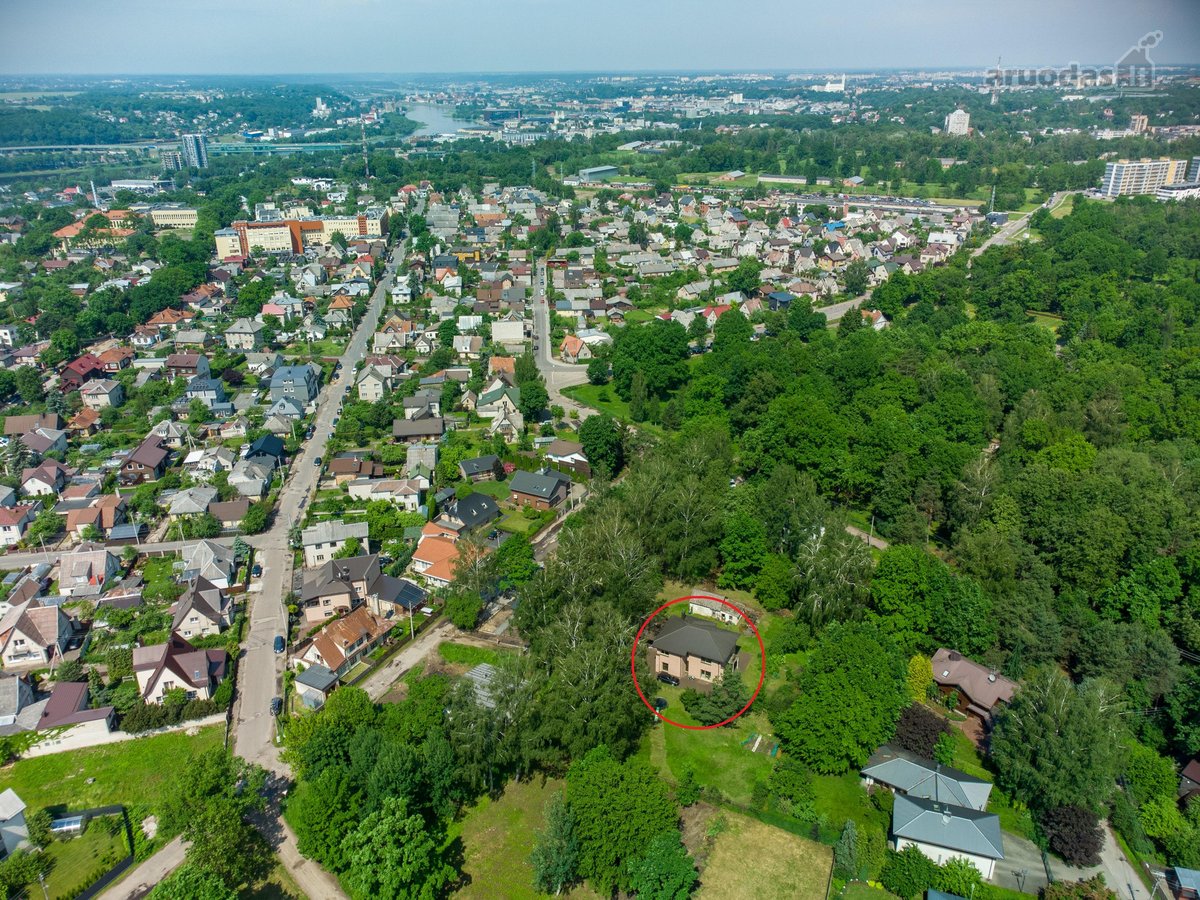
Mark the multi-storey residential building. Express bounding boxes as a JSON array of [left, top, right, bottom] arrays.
[[181, 133, 209, 169], [1100, 157, 1189, 197], [944, 108, 970, 136]]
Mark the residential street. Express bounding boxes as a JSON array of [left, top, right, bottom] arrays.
[[531, 259, 590, 418], [222, 246, 401, 899]]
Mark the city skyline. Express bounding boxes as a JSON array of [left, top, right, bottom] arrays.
[[1, 0, 1199, 76]]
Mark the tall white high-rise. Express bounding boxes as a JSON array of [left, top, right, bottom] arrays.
[[944, 108, 971, 136], [180, 133, 208, 169]]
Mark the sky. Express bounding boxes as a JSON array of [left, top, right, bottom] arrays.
[[1, 0, 1198, 75]]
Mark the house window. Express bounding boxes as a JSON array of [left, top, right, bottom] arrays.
[[661, 661, 669, 672], [701, 669, 713, 680]]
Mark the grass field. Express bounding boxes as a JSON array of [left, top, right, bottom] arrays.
[[1050, 193, 1076, 219], [1028, 310, 1064, 334], [0, 726, 224, 817], [696, 810, 832, 900], [139, 554, 180, 601], [842, 883, 896, 899], [460, 479, 511, 501], [497, 510, 539, 535], [812, 772, 888, 833], [449, 778, 601, 900], [43, 822, 128, 899], [676, 172, 761, 189], [561, 382, 633, 419], [437, 641, 505, 667]]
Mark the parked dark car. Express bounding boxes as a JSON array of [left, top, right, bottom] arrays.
[[252, 564, 262, 577], [656, 673, 680, 687], [653, 697, 668, 712], [273, 635, 285, 654], [270, 697, 282, 716]]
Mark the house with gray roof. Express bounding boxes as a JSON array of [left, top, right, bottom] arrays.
[[508, 468, 571, 510], [224, 318, 265, 351], [861, 747, 993, 811], [891, 794, 1004, 879], [301, 520, 370, 567], [170, 577, 231, 639], [270, 364, 320, 405], [181, 540, 236, 590], [648, 615, 740, 685]]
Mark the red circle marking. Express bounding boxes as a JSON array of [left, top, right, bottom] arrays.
[[631, 595, 766, 730]]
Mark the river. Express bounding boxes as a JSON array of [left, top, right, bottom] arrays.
[[404, 103, 476, 139]]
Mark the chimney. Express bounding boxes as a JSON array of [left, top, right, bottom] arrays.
[[988, 671, 997, 683], [941, 807, 952, 826]]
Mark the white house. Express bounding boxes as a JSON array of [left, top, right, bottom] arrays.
[[891, 795, 1004, 880]]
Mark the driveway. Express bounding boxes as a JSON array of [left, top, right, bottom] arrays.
[[992, 830, 1049, 896], [1051, 824, 1148, 900]]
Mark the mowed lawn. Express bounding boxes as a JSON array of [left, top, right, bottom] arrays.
[[0, 725, 224, 816], [696, 810, 832, 900], [44, 823, 127, 899], [450, 777, 601, 900]]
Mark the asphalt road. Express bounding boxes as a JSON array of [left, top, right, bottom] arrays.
[[531, 259, 590, 417], [233, 246, 399, 774]]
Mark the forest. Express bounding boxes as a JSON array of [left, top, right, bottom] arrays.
[[272, 199, 1200, 898]]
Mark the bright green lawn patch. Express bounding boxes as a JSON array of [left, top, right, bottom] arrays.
[[449, 778, 601, 900], [340, 661, 371, 684], [497, 511, 538, 535], [437, 642, 506, 667], [842, 884, 897, 899], [43, 822, 128, 899], [1027, 310, 1063, 334], [138, 555, 180, 601], [657, 705, 776, 807], [0, 726, 224, 817], [622, 308, 658, 324], [458, 480, 510, 501], [1050, 193, 1076, 219], [812, 772, 888, 833], [561, 382, 632, 419]]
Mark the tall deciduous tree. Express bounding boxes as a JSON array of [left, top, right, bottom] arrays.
[[773, 622, 906, 773], [566, 746, 679, 896], [625, 831, 697, 900], [991, 669, 1125, 812], [530, 791, 579, 896], [341, 796, 456, 900]]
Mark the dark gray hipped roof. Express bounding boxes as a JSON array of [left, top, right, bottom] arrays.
[[650, 615, 739, 664]]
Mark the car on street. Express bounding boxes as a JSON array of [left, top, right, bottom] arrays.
[[313, 458, 321, 466], [656, 673, 680, 687], [273, 635, 285, 653], [252, 564, 262, 577], [270, 696, 282, 716]]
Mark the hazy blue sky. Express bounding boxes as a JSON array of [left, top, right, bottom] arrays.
[[1, 0, 1198, 75]]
